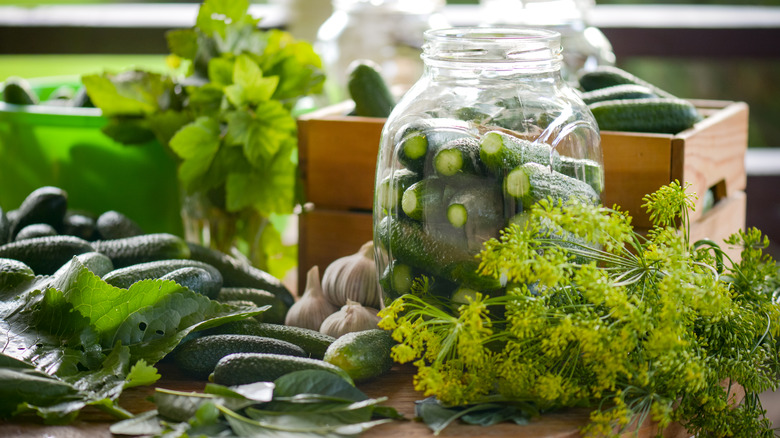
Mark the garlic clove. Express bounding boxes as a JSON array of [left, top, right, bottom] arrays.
[[319, 299, 381, 338], [285, 266, 338, 331], [322, 241, 381, 309]]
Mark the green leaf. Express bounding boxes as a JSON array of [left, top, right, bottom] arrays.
[[81, 71, 170, 117], [166, 29, 198, 60], [124, 360, 161, 390], [208, 57, 234, 87], [110, 410, 163, 436], [100, 117, 157, 145], [273, 370, 368, 402], [196, 0, 250, 37], [226, 54, 279, 105], [169, 117, 221, 192], [225, 145, 296, 214]]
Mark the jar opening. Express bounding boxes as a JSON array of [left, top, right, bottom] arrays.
[[422, 27, 563, 68]]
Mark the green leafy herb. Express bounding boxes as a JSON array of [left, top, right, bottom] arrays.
[[83, 0, 324, 278], [110, 370, 402, 437], [379, 181, 780, 437], [0, 258, 263, 423]]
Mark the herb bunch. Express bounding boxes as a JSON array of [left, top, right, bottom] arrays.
[[83, 0, 324, 276], [379, 181, 780, 436]]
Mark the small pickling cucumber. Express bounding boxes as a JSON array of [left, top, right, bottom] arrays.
[[580, 84, 657, 105], [0, 235, 95, 275], [577, 66, 677, 99], [395, 119, 476, 173], [376, 169, 420, 213], [174, 334, 306, 379], [446, 184, 505, 251], [558, 156, 604, 194], [432, 137, 483, 177], [210, 352, 353, 386], [376, 216, 501, 291], [9, 186, 68, 239], [160, 267, 222, 298], [102, 258, 222, 291], [323, 329, 395, 382], [206, 320, 336, 359], [95, 210, 144, 240], [2, 76, 38, 105], [479, 131, 561, 175], [588, 98, 702, 134], [401, 178, 446, 221], [347, 61, 395, 118], [215, 287, 288, 324], [92, 233, 190, 269], [14, 224, 58, 241], [504, 162, 600, 208]]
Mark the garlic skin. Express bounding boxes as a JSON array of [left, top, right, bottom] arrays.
[[285, 266, 338, 331], [321, 241, 381, 309], [319, 299, 381, 338]]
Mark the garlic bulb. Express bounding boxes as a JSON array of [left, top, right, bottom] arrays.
[[321, 241, 380, 308], [319, 299, 381, 338], [285, 266, 338, 331]]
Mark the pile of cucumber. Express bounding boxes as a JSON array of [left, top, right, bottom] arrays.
[[2, 76, 93, 108], [0, 186, 393, 385], [578, 66, 702, 134], [377, 119, 603, 300]]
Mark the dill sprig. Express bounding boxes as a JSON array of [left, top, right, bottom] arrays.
[[378, 181, 780, 437]]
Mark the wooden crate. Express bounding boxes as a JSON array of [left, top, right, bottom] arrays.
[[297, 100, 749, 288]]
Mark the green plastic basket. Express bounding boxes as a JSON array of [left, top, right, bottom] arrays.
[[0, 76, 182, 235]]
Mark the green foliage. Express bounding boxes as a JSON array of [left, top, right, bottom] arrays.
[[82, 0, 324, 275], [378, 181, 780, 436], [0, 258, 264, 423], [109, 370, 401, 437]]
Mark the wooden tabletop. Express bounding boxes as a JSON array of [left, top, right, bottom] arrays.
[[0, 363, 690, 438]]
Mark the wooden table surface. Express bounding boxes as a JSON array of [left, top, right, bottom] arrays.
[[0, 363, 690, 438]]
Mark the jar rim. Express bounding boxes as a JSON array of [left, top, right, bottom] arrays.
[[422, 27, 563, 67]]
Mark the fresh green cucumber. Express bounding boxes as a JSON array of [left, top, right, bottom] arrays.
[[174, 334, 306, 379], [0, 235, 94, 275], [479, 131, 561, 175], [347, 61, 395, 118], [395, 119, 476, 173], [95, 210, 143, 240], [2, 76, 38, 105], [401, 178, 446, 221], [588, 98, 702, 134], [446, 185, 505, 250], [215, 287, 288, 325], [205, 320, 335, 359], [504, 162, 600, 208], [376, 216, 501, 291], [558, 156, 604, 194], [432, 137, 483, 177], [376, 169, 420, 213], [63, 212, 98, 241], [211, 352, 353, 386], [379, 260, 418, 299], [9, 186, 68, 239], [577, 66, 677, 99], [93, 233, 190, 269], [580, 84, 657, 105], [0, 257, 35, 289], [14, 224, 58, 241], [187, 242, 294, 308], [323, 329, 395, 383], [102, 258, 222, 290], [160, 267, 222, 298], [53, 251, 114, 278]]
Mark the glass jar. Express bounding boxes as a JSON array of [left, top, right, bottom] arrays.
[[314, 0, 449, 104], [478, 0, 615, 83], [373, 27, 603, 303]]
